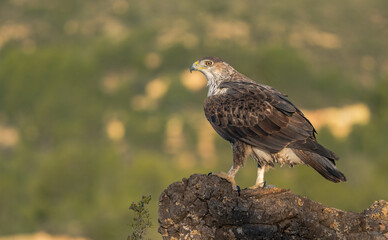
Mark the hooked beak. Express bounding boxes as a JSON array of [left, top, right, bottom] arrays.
[[190, 61, 199, 73]]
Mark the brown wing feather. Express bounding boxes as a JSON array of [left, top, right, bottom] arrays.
[[204, 81, 316, 153]]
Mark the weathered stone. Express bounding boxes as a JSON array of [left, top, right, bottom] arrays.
[[158, 174, 388, 240]]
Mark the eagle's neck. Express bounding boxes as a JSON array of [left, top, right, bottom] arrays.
[[203, 67, 236, 96], [207, 79, 225, 96]]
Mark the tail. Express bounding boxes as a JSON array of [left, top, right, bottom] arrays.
[[293, 149, 346, 183]]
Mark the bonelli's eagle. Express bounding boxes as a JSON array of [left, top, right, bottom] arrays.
[[190, 56, 346, 189]]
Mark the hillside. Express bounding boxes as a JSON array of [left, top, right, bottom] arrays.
[[0, 0, 388, 239]]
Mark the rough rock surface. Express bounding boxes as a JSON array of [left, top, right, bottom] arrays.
[[158, 174, 388, 240]]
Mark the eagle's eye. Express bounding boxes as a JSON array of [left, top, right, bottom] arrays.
[[205, 61, 213, 66]]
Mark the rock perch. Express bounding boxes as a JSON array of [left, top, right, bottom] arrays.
[[158, 174, 388, 239]]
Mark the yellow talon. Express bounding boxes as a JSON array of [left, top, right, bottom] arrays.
[[247, 181, 266, 189], [211, 172, 239, 190]]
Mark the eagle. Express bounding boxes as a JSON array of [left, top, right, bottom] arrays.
[[190, 56, 346, 189]]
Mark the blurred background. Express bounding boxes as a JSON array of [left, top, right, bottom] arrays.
[[0, 0, 387, 239]]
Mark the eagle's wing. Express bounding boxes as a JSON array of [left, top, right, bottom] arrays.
[[204, 81, 338, 161]]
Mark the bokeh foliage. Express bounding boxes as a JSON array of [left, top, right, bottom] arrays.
[[0, 0, 388, 239]]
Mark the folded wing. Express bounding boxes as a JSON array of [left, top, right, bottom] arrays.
[[204, 81, 338, 162]]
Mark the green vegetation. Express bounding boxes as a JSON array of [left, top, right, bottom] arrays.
[[128, 196, 152, 240], [0, 0, 387, 239]]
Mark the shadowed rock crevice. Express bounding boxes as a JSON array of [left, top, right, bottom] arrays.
[[158, 174, 388, 240]]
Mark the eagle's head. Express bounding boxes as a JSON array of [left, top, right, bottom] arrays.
[[190, 56, 237, 96], [190, 57, 236, 85], [190, 56, 223, 73]]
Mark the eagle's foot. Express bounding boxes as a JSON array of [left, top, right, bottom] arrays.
[[246, 181, 276, 190], [247, 180, 266, 189], [209, 171, 240, 191]]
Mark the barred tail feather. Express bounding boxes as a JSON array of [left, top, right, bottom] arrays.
[[293, 149, 346, 183]]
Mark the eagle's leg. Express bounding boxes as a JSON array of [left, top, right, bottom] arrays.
[[226, 165, 240, 189], [248, 167, 266, 189], [227, 165, 240, 178], [211, 141, 247, 190]]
